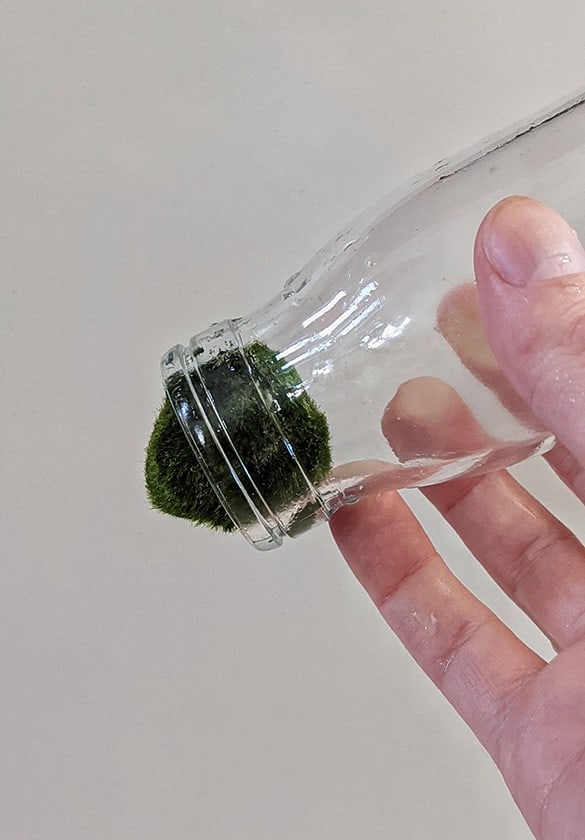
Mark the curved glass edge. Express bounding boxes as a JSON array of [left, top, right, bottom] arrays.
[[299, 88, 585, 285]]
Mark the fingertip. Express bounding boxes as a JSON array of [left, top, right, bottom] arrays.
[[381, 376, 493, 460], [330, 489, 393, 549], [472, 196, 562, 353], [330, 490, 407, 600], [472, 196, 585, 464], [474, 195, 540, 260], [474, 195, 585, 289]]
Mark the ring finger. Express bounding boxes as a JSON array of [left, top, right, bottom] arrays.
[[424, 470, 585, 652], [382, 376, 585, 652]]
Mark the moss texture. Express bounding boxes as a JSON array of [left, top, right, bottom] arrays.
[[145, 342, 331, 532]]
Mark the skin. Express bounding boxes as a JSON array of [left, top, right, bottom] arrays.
[[331, 197, 585, 840]]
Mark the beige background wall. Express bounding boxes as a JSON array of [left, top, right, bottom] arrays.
[[2, 3, 585, 837]]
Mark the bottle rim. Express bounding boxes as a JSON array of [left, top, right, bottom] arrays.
[[161, 320, 327, 551]]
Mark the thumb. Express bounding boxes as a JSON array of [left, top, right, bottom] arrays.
[[474, 196, 585, 466]]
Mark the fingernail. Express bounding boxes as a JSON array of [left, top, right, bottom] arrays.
[[481, 197, 585, 286]]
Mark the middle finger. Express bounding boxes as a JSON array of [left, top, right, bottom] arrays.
[[424, 470, 585, 651]]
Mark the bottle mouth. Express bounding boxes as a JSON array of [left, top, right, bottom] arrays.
[[161, 319, 327, 550]]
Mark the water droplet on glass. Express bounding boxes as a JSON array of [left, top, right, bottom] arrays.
[[343, 493, 359, 505], [283, 271, 301, 289], [282, 271, 308, 300], [438, 653, 456, 672], [560, 254, 571, 268]]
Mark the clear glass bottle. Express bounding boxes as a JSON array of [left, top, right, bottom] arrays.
[[161, 90, 585, 550]]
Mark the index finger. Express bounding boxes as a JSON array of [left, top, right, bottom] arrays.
[[330, 491, 544, 761]]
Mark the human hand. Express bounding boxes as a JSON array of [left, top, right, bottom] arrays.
[[331, 197, 585, 840]]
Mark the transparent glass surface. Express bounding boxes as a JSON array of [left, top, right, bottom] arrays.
[[165, 90, 585, 549]]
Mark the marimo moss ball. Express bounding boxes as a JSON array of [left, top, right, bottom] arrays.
[[145, 342, 332, 532]]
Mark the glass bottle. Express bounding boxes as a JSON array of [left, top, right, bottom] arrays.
[[161, 90, 585, 550]]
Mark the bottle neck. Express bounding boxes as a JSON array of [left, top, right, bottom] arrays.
[[161, 320, 326, 550]]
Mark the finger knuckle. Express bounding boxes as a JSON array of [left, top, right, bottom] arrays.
[[524, 296, 585, 412], [560, 294, 585, 356]]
